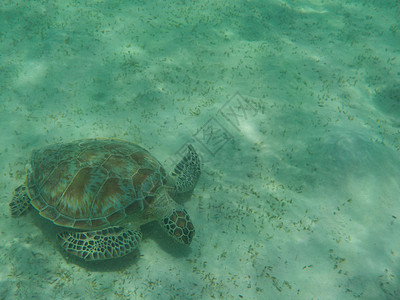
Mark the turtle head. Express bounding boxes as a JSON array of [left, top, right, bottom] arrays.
[[161, 209, 195, 245]]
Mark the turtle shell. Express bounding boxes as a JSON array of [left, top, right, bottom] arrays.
[[26, 139, 167, 230]]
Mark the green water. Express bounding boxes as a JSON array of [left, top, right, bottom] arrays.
[[1, 0, 400, 299]]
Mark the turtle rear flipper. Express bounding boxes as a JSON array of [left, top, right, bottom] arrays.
[[170, 144, 201, 194], [57, 227, 142, 261], [10, 185, 30, 216]]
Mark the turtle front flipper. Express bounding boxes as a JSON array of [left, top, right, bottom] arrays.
[[57, 227, 142, 261], [170, 144, 201, 194], [10, 185, 30, 216]]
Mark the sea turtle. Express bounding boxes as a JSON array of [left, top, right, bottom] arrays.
[[9, 138, 201, 261]]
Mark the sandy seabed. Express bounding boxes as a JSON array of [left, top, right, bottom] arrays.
[[1, 0, 400, 299]]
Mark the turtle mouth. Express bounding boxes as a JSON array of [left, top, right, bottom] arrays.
[[162, 209, 195, 245]]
